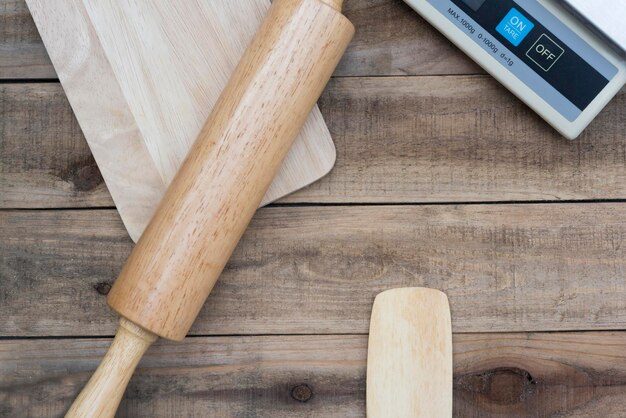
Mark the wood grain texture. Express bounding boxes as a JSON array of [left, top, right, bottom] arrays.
[[0, 0, 54, 78], [1, 0, 480, 80], [78, 0, 337, 190], [25, 0, 338, 241], [335, 0, 481, 76], [3, 78, 626, 209], [2, 204, 626, 337], [2, 332, 626, 417], [0, 83, 113, 208], [367, 288, 452, 417], [3, 1, 625, 416], [105, 0, 353, 341], [26, 0, 166, 241], [65, 319, 157, 418], [290, 76, 626, 203]]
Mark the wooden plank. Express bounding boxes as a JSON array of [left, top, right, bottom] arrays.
[[0, 0, 55, 79], [2, 332, 626, 417], [288, 76, 626, 203], [453, 332, 626, 417], [3, 78, 626, 208], [1, 0, 478, 80], [0, 83, 113, 208], [336, 0, 481, 76], [2, 204, 626, 337]]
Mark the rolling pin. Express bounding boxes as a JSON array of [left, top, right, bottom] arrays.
[[66, 0, 353, 416]]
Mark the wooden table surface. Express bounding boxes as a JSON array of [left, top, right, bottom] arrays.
[[2, 0, 626, 416]]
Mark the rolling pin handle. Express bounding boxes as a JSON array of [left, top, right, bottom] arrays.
[[65, 318, 158, 418]]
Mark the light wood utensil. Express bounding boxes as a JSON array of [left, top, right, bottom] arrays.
[[65, 0, 353, 416], [367, 288, 453, 418], [26, 0, 337, 242]]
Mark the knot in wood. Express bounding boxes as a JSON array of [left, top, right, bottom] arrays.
[[291, 384, 313, 402], [94, 282, 112, 295]]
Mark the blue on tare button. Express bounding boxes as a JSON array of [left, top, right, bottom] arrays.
[[496, 8, 535, 46]]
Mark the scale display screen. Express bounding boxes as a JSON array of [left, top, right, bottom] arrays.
[[419, 0, 619, 122], [460, 0, 486, 12]]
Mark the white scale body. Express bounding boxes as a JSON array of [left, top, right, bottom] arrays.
[[403, 0, 626, 139]]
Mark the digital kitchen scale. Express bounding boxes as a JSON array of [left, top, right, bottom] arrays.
[[403, 0, 626, 139]]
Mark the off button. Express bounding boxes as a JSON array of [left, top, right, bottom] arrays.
[[526, 34, 564, 71]]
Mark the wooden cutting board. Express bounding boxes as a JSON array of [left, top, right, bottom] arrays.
[[26, 0, 336, 242]]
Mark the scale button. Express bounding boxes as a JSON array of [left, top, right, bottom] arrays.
[[526, 34, 564, 71], [496, 8, 535, 46]]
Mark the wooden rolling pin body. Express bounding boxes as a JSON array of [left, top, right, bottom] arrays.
[[107, 0, 353, 341]]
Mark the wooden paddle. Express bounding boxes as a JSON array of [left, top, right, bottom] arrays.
[[367, 288, 453, 418]]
